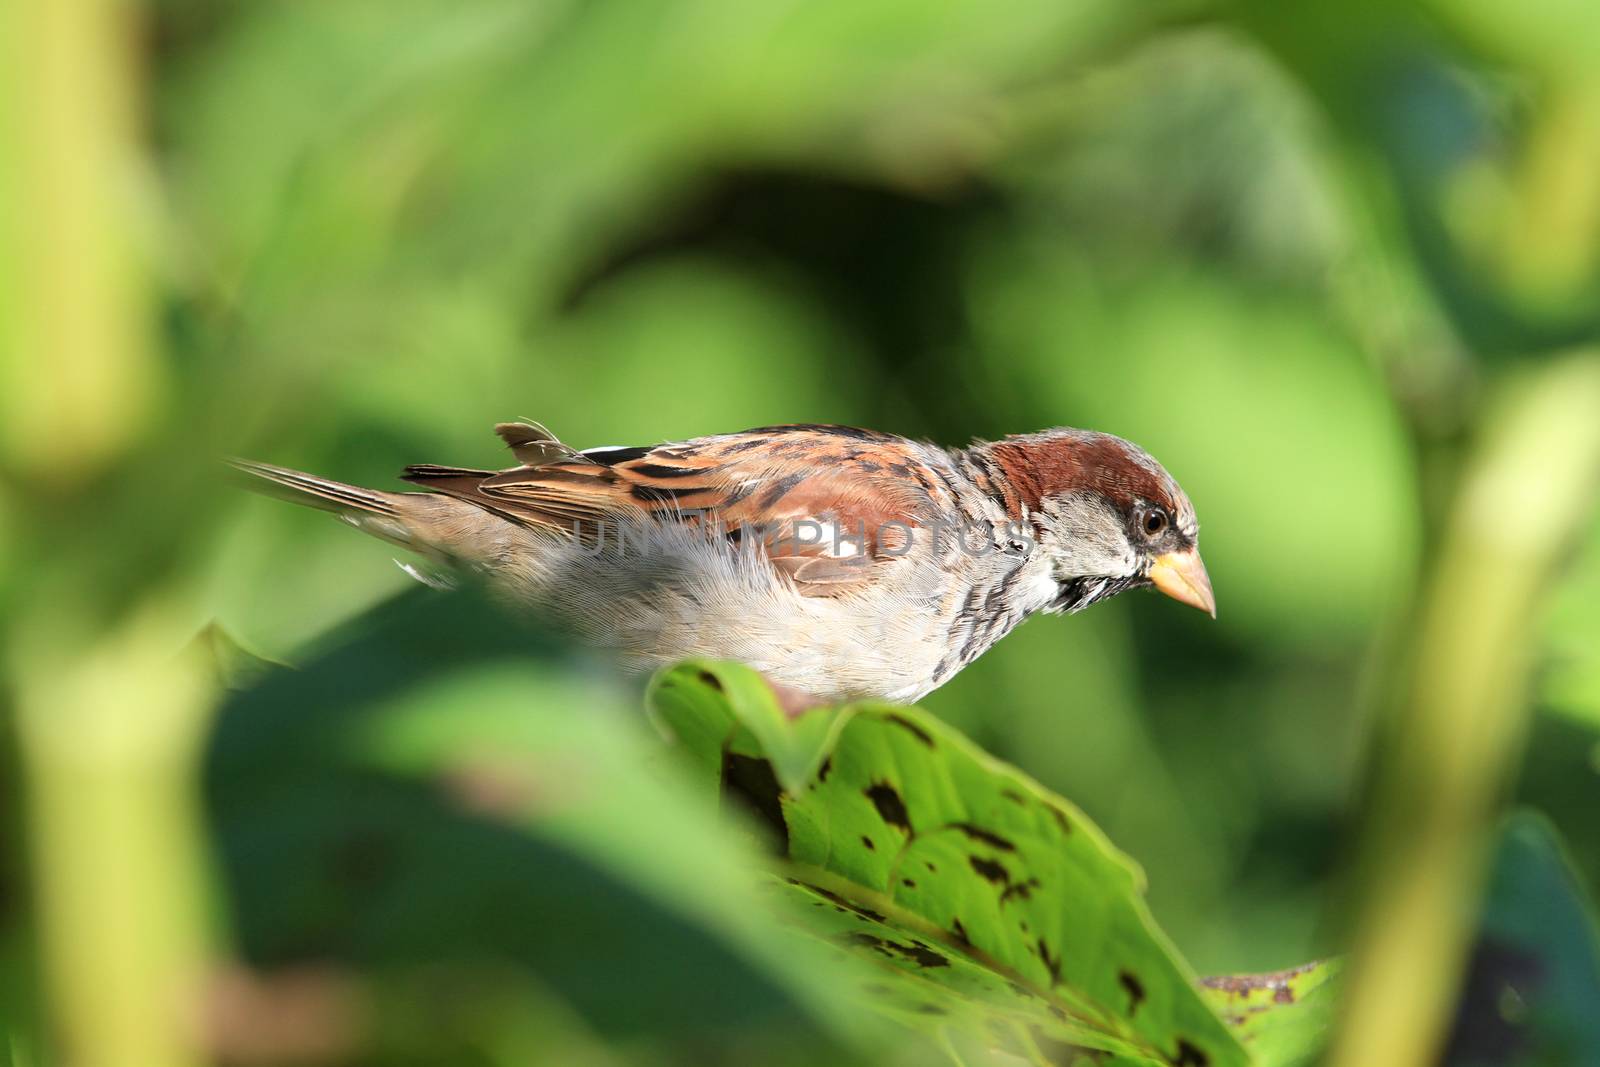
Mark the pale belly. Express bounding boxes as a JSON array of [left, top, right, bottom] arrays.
[[499, 518, 1046, 704]]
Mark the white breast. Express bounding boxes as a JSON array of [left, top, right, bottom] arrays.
[[482, 512, 1040, 703]]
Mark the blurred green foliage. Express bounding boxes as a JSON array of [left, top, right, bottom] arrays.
[[1444, 813, 1600, 1067], [4, 0, 1600, 1064]]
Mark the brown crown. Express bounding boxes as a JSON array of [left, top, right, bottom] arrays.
[[982, 430, 1182, 517]]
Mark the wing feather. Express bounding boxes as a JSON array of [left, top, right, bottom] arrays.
[[413, 423, 944, 596]]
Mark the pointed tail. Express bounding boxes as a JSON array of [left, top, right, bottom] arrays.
[[228, 458, 402, 517], [229, 457, 521, 572]]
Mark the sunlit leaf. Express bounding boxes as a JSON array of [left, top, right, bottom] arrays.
[[650, 659, 1252, 1066], [649, 657, 850, 796]]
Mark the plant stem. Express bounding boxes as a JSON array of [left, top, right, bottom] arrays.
[[1329, 354, 1600, 1067]]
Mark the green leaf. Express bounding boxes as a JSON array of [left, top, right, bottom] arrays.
[[188, 620, 287, 690], [1202, 961, 1343, 1067], [1442, 812, 1600, 1066], [649, 658, 848, 795], [649, 659, 1251, 1067], [773, 876, 1171, 1065]]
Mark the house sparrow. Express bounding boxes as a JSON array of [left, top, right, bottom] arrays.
[[235, 422, 1213, 703]]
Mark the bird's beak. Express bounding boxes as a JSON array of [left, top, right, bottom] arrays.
[[1146, 548, 1216, 618]]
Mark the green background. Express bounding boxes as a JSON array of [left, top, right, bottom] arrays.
[[3, 1, 1600, 1064]]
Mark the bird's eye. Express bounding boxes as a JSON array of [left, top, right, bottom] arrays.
[[1142, 509, 1168, 537]]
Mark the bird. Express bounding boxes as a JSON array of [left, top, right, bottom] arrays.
[[234, 421, 1213, 704]]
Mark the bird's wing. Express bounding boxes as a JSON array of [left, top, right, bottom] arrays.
[[401, 423, 944, 598]]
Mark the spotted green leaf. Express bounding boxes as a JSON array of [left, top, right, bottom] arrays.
[[1202, 961, 1343, 1067], [649, 659, 1251, 1067], [646, 658, 847, 794]]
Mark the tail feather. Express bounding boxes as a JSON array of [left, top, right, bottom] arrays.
[[230, 456, 539, 570], [228, 459, 400, 517]]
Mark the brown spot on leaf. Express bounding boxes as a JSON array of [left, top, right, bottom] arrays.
[[950, 823, 1017, 852], [969, 856, 1010, 885], [696, 669, 724, 693], [721, 752, 788, 852], [1000, 877, 1041, 904], [845, 932, 893, 956], [817, 756, 832, 783], [950, 918, 972, 947], [1120, 971, 1146, 1014], [865, 782, 911, 832], [1035, 939, 1062, 986], [901, 942, 950, 968], [1201, 960, 1320, 1000], [1173, 1040, 1209, 1066], [844, 933, 949, 968], [885, 713, 935, 747], [809, 885, 885, 923], [861, 835, 876, 851]]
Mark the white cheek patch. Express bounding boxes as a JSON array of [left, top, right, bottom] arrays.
[[1044, 494, 1141, 579]]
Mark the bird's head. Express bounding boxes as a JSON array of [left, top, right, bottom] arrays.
[[986, 429, 1215, 617]]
